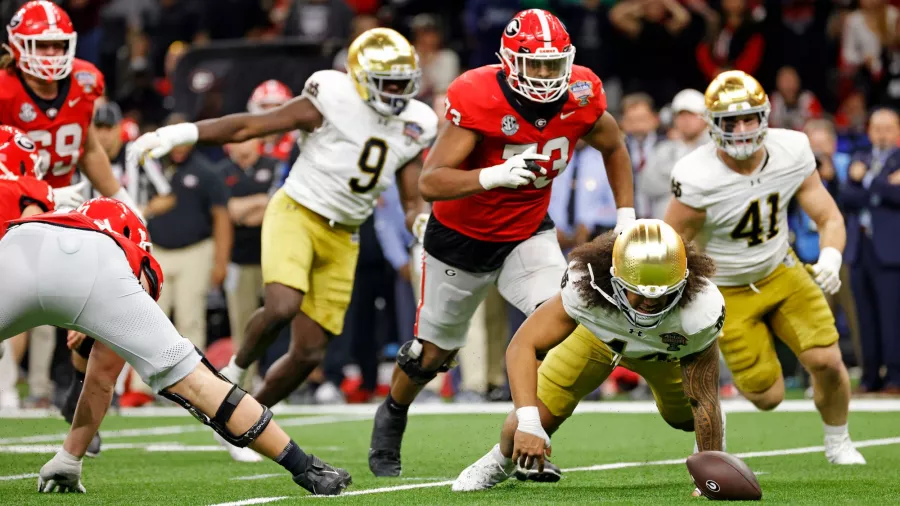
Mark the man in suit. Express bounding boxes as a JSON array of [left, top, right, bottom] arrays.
[[840, 108, 900, 395]]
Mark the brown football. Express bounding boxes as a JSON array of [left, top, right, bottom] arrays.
[[686, 451, 762, 501]]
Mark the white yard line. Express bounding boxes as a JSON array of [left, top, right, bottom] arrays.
[[0, 415, 366, 444], [231, 474, 284, 481], [0, 473, 38, 481], [209, 436, 900, 505], [5, 399, 900, 419]]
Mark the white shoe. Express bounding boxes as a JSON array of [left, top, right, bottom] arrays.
[[452, 444, 513, 492], [314, 382, 346, 405], [825, 434, 866, 465], [220, 356, 247, 386], [214, 432, 263, 462]]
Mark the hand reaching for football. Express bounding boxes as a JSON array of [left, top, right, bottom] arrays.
[[511, 429, 551, 472]]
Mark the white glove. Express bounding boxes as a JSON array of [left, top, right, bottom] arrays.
[[411, 212, 429, 243], [111, 187, 145, 224], [129, 123, 199, 163], [809, 247, 842, 295], [515, 406, 551, 448], [38, 449, 86, 493], [613, 207, 636, 235], [479, 146, 549, 190], [53, 181, 89, 211]]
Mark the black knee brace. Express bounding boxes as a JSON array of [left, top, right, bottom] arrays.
[[160, 352, 273, 448], [75, 337, 95, 360], [396, 339, 457, 385]]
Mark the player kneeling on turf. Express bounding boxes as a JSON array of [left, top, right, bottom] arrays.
[[453, 220, 726, 493], [0, 198, 350, 496]]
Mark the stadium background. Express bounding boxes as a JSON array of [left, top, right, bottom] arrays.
[[0, 0, 896, 409]]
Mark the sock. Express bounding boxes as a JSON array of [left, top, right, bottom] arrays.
[[385, 394, 409, 416], [824, 423, 849, 437], [490, 444, 515, 473], [62, 371, 86, 424], [275, 440, 310, 476]]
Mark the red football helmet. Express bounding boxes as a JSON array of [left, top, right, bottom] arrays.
[[498, 9, 575, 103], [75, 197, 152, 253], [0, 125, 43, 179], [6, 1, 77, 81], [247, 80, 293, 113]]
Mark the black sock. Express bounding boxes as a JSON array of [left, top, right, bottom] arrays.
[[385, 394, 409, 415], [276, 440, 310, 476], [62, 371, 86, 424]]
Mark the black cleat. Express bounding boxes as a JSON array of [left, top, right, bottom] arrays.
[[85, 432, 101, 458], [368, 401, 407, 477], [292, 455, 352, 496], [514, 459, 562, 483]]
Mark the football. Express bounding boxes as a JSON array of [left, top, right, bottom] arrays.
[[686, 451, 762, 501]]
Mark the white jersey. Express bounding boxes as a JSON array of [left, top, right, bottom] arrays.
[[283, 70, 438, 226], [670, 128, 816, 286], [560, 262, 725, 360]]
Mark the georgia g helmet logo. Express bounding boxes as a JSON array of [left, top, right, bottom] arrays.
[[8, 12, 21, 28], [504, 18, 521, 37], [14, 133, 35, 151]]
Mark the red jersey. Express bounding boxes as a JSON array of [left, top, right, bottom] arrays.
[[261, 131, 299, 163], [0, 174, 54, 238], [0, 59, 105, 189], [433, 65, 607, 242], [9, 211, 163, 300]]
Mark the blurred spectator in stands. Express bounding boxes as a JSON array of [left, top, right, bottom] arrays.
[[550, 140, 618, 251], [117, 59, 168, 130], [332, 14, 379, 70], [202, 0, 270, 41], [149, 113, 233, 351], [282, 0, 354, 44], [222, 137, 276, 390], [841, 0, 898, 102], [695, 0, 765, 82], [410, 13, 459, 104], [789, 119, 862, 368], [64, 0, 107, 65], [464, 0, 521, 69], [876, 14, 900, 109], [841, 108, 900, 395], [769, 66, 824, 130], [640, 89, 709, 219], [620, 93, 661, 216], [609, 0, 691, 106], [554, 0, 615, 81], [141, 0, 209, 78], [246, 79, 300, 167], [835, 91, 873, 154]]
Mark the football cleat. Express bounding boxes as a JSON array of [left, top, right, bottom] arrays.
[[368, 401, 407, 477], [292, 455, 352, 495], [514, 458, 562, 482], [85, 433, 101, 458], [825, 434, 866, 465], [452, 445, 514, 492]]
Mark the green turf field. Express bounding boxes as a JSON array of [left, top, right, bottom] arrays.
[[1, 402, 899, 504]]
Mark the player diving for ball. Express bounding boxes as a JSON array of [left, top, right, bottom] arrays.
[[665, 71, 865, 465], [130, 28, 437, 461], [453, 220, 726, 492]]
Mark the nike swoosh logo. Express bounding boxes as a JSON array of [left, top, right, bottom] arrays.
[[560, 111, 575, 120], [68, 98, 81, 107]]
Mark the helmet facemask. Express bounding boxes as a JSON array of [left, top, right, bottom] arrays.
[[499, 47, 574, 103], [353, 62, 421, 116], [8, 31, 76, 81], [609, 267, 687, 329], [706, 104, 769, 161]]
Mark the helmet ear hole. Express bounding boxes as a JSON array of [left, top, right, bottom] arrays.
[[123, 226, 130, 239], [18, 161, 26, 176]]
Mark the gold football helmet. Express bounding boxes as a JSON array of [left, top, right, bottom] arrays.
[[589, 220, 688, 329], [347, 28, 421, 116], [704, 70, 770, 160]]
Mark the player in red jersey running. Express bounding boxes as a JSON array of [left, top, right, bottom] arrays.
[[0, 0, 144, 456], [0, 198, 352, 496], [369, 9, 636, 478]]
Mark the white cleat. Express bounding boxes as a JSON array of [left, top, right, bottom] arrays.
[[452, 445, 513, 492], [214, 432, 263, 463], [825, 434, 866, 465], [220, 356, 248, 386]]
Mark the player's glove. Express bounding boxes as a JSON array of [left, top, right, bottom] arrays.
[[411, 212, 429, 244], [130, 123, 199, 163], [38, 449, 86, 493], [478, 146, 549, 190], [807, 246, 842, 295], [52, 181, 88, 211], [613, 207, 636, 235]]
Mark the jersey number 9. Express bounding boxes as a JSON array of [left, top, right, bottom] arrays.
[[350, 138, 388, 193]]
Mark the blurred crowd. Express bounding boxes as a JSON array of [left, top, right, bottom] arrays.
[[2, 0, 900, 410]]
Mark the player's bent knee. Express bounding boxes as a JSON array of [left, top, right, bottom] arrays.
[[263, 285, 303, 322], [397, 339, 457, 385], [745, 389, 784, 411], [800, 346, 844, 375], [160, 353, 272, 448]]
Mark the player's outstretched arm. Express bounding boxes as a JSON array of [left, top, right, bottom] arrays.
[[664, 198, 706, 243], [583, 111, 636, 231], [195, 97, 323, 144], [680, 342, 723, 452], [796, 170, 846, 294]]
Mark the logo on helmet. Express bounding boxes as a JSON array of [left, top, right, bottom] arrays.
[[504, 18, 521, 37], [14, 134, 35, 151], [8, 12, 21, 28]]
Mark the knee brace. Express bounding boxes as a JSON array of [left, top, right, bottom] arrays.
[[74, 337, 95, 360], [397, 339, 457, 385], [160, 352, 273, 448]]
